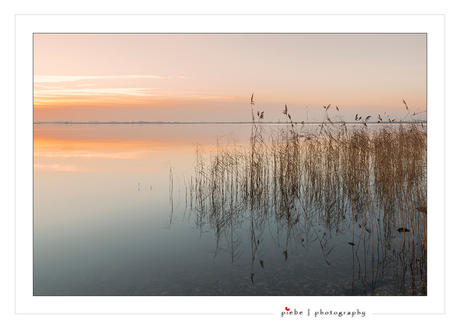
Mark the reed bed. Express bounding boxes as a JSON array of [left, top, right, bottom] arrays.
[[179, 96, 427, 295]]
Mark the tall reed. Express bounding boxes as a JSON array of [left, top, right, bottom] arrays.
[[181, 95, 427, 294]]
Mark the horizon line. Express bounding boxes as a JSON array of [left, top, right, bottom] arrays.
[[33, 120, 427, 125]]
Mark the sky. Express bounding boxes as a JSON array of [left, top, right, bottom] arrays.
[[33, 33, 426, 123]]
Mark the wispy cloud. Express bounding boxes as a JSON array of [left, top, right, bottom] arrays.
[[34, 75, 165, 106], [35, 87, 156, 98], [34, 84, 66, 89]]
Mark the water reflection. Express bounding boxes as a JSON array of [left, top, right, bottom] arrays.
[[34, 122, 426, 296], [170, 120, 427, 295]]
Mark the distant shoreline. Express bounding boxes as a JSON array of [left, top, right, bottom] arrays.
[[33, 121, 427, 125]]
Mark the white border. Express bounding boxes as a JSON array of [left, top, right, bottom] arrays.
[[16, 14, 445, 315]]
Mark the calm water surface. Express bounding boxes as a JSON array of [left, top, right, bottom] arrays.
[[33, 123, 426, 296]]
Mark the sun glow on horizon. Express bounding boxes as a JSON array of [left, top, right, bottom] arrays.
[[34, 33, 426, 123]]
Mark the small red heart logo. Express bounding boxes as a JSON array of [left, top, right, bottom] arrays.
[[285, 307, 290, 311]]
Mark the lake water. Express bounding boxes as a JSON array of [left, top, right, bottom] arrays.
[[33, 123, 427, 296]]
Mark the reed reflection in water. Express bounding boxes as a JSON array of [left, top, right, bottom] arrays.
[[170, 107, 427, 296]]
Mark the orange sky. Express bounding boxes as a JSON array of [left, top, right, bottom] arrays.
[[33, 34, 426, 122]]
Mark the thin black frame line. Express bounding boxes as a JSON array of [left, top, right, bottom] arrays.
[[32, 32, 35, 299], [32, 32, 429, 35]]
